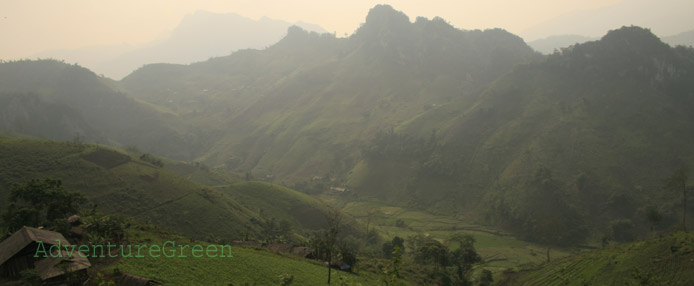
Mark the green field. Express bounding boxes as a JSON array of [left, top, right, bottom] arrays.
[[94, 224, 381, 286], [510, 232, 694, 285], [341, 201, 571, 272]]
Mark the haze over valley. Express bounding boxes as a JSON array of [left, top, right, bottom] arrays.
[[1, 2, 694, 285]]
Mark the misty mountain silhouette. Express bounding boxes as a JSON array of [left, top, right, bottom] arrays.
[[34, 11, 327, 80]]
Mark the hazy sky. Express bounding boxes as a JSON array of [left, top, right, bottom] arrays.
[[1, 0, 692, 60]]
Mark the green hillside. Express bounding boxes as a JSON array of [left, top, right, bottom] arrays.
[[0, 136, 259, 240], [0, 59, 201, 160], [223, 182, 336, 231], [506, 232, 694, 285], [0, 135, 369, 243], [350, 26, 694, 244]]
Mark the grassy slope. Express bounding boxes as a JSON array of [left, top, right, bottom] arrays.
[[0, 136, 387, 284], [0, 135, 363, 242], [123, 149, 244, 187], [0, 136, 258, 240], [509, 232, 694, 285], [221, 182, 366, 242], [162, 160, 243, 187], [222, 182, 333, 231], [108, 225, 380, 286]]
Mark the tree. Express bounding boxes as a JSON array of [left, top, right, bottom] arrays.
[[261, 217, 293, 242], [82, 213, 126, 244], [2, 178, 86, 232], [666, 167, 689, 231], [338, 243, 358, 271], [610, 219, 635, 242], [383, 245, 402, 285], [414, 239, 449, 270], [448, 233, 481, 282], [395, 219, 406, 228], [478, 269, 493, 286], [325, 207, 342, 284], [644, 207, 663, 233], [383, 236, 405, 258], [279, 219, 293, 239], [139, 153, 163, 167]]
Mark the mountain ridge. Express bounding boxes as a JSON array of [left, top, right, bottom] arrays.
[[33, 11, 328, 80]]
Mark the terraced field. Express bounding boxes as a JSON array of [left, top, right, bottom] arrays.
[[340, 201, 571, 271], [0, 137, 258, 240], [511, 232, 694, 285], [100, 224, 382, 285]]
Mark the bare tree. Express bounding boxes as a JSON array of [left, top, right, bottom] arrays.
[[325, 207, 342, 284], [666, 167, 689, 231]]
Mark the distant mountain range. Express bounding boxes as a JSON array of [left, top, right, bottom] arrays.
[[529, 30, 694, 54], [520, 0, 694, 41], [528, 35, 598, 54], [662, 30, 694, 48], [33, 11, 327, 80]]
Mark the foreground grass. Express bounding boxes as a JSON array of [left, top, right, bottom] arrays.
[[114, 247, 372, 285], [106, 226, 380, 286], [509, 232, 694, 285]]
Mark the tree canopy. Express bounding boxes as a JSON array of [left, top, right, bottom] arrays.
[[2, 178, 86, 232]]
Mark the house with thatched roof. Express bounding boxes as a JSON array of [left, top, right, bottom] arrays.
[[0, 226, 90, 283]]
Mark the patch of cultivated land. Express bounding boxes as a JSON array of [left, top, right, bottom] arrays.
[[108, 225, 382, 286], [511, 232, 694, 285], [342, 201, 571, 271]]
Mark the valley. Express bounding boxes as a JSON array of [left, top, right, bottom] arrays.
[[1, 4, 694, 286]]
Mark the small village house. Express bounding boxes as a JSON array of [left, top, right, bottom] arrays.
[[0, 226, 91, 284]]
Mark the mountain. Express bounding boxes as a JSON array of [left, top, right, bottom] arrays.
[[120, 8, 694, 244], [0, 59, 205, 160], [4, 5, 694, 247], [520, 0, 694, 41], [527, 34, 596, 54], [121, 4, 539, 185], [529, 31, 694, 55], [31, 44, 135, 76], [34, 11, 327, 80], [663, 30, 694, 48], [352, 26, 694, 244]]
